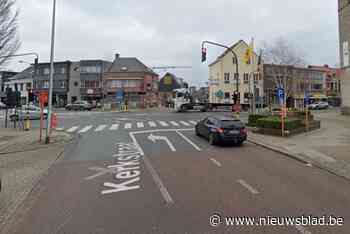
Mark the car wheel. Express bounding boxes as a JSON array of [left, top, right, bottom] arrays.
[[208, 133, 216, 145], [195, 127, 200, 136]]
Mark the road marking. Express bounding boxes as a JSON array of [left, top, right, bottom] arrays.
[[170, 121, 179, 126], [148, 121, 157, 127], [130, 128, 193, 135], [158, 121, 169, 127], [237, 179, 259, 195], [137, 122, 144, 128], [66, 126, 79, 133], [109, 124, 119, 130], [85, 167, 115, 180], [95, 124, 107, 132], [78, 125, 93, 133], [148, 134, 176, 152], [210, 158, 222, 167], [124, 123, 132, 129], [189, 120, 197, 125], [176, 131, 201, 151], [180, 121, 190, 126], [295, 225, 312, 234]]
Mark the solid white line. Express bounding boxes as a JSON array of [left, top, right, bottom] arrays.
[[180, 121, 190, 126], [237, 179, 259, 195], [210, 158, 222, 167], [129, 132, 173, 205], [95, 124, 107, 132], [295, 225, 312, 234], [66, 126, 79, 133], [170, 121, 179, 126], [148, 121, 157, 127], [109, 124, 119, 130], [124, 123, 132, 129], [78, 125, 93, 133], [158, 121, 169, 127], [189, 120, 197, 125], [137, 122, 144, 128], [176, 131, 201, 151]]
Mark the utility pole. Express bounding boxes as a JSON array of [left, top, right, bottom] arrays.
[[45, 0, 56, 144]]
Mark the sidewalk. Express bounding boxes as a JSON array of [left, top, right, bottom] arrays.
[[248, 110, 350, 180], [0, 128, 72, 233]]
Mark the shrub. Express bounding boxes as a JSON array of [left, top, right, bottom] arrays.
[[248, 114, 267, 127], [256, 116, 303, 130]]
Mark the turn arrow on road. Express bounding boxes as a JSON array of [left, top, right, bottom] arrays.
[[147, 133, 176, 152]]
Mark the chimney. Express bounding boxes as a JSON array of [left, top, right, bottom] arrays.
[[115, 53, 120, 60]]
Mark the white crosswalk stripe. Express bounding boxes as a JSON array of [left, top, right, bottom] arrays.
[[66, 126, 79, 133], [109, 124, 119, 130], [124, 123, 132, 129], [189, 120, 197, 125], [180, 121, 190, 126], [158, 121, 169, 127], [170, 121, 179, 126], [95, 125, 107, 132], [78, 125, 93, 133], [137, 122, 144, 128], [148, 121, 157, 127]]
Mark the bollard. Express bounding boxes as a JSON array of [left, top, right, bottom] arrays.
[[24, 116, 31, 131]]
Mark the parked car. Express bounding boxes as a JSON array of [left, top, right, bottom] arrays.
[[9, 105, 48, 121], [195, 116, 247, 145], [65, 101, 94, 111], [0, 101, 6, 110], [309, 102, 329, 110]]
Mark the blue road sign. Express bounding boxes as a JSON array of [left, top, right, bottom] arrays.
[[277, 88, 284, 104], [304, 92, 310, 105], [116, 90, 124, 103]]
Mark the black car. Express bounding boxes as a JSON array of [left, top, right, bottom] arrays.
[[195, 116, 247, 145]]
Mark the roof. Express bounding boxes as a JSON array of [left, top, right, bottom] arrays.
[[107, 57, 157, 75], [8, 66, 33, 81]]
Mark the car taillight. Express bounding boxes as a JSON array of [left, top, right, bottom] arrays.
[[216, 128, 224, 133], [240, 128, 247, 134]]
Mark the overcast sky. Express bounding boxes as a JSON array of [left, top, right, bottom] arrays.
[[6, 0, 339, 86]]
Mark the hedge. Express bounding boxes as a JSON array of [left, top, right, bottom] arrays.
[[248, 114, 268, 127], [256, 116, 303, 130]]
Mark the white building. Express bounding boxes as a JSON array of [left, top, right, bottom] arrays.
[[4, 66, 33, 104]]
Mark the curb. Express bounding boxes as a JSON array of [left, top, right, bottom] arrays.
[[247, 137, 350, 182]]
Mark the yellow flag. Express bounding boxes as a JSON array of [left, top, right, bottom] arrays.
[[244, 40, 254, 64]]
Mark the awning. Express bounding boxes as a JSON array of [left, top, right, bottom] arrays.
[[311, 94, 328, 99]]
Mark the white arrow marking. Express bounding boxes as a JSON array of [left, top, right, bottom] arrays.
[[147, 134, 176, 152]]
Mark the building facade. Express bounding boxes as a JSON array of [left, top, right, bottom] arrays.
[[3, 67, 33, 104], [158, 72, 187, 106], [208, 40, 263, 110], [103, 54, 159, 108], [339, 0, 350, 114]]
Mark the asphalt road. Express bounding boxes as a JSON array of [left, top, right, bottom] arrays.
[[6, 110, 350, 234]]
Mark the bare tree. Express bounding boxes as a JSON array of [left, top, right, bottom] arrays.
[[260, 37, 307, 103], [0, 0, 20, 67]]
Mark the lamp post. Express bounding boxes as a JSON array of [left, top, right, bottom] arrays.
[[45, 0, 57, 144]]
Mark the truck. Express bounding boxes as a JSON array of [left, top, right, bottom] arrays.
[[172, 88, 235, 112]]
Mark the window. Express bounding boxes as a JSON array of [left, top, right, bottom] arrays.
[[224, 73, 230, 84], [244, 73, 249, 83], [60, 81, 66, 89], [80, 66, 101, 73], [26, 82, 31, 90], [55, 67, 65, 74], [20, 83, 24, 91], [224, 92, 230, 99], [43, 68, 50, 75], [43, 81, 49, 88], [234, 73, 240, 83]]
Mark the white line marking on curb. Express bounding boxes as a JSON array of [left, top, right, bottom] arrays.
[[129, 132, 173, 205], [148, 121, 157, 127], [78, 125, 93, 133], [210, 158, 222, 167], [180, 121, 190, 126], [137, 122, 144, 128], [124, 123, 132, 129], [109, 124, 119, 130], [95, 125, 107, 132], [66, 126, 79, 133], [237, 179, 259, 195], [170, 121, 179, 126], [176, 131, 201, 151], [295, 225, 312, 234]]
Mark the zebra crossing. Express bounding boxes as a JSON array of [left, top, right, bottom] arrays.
[[61, 120, 198, 134]]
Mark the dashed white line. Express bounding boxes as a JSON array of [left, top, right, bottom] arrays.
[[66, 126, 79, 133], [109, 124, 119, 130], [170, 121, 179, 126], [137, 122, 144, 128], [237, 179, 259, 195], [148, 121, 157, 127], [124, 123, 132, 129], [210, 158, 222, 167], [180, 121, 190, 126], [158, 121, 169, 127], [78, 125, 93, 133], [95, 125, 107, 132]]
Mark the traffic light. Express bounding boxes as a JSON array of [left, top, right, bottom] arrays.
[[28, 89, 34, 102], [201, 47, 207, 62]]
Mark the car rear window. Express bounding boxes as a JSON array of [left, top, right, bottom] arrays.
[[220, 120, 244, 128]]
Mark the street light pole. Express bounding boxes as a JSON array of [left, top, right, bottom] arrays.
[[45, 0, 56, 144]]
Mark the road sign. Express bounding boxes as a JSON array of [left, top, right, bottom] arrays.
[[277, 88, 284, 104], [116, 90, 124, 102], [304, 93, 310, 105]]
